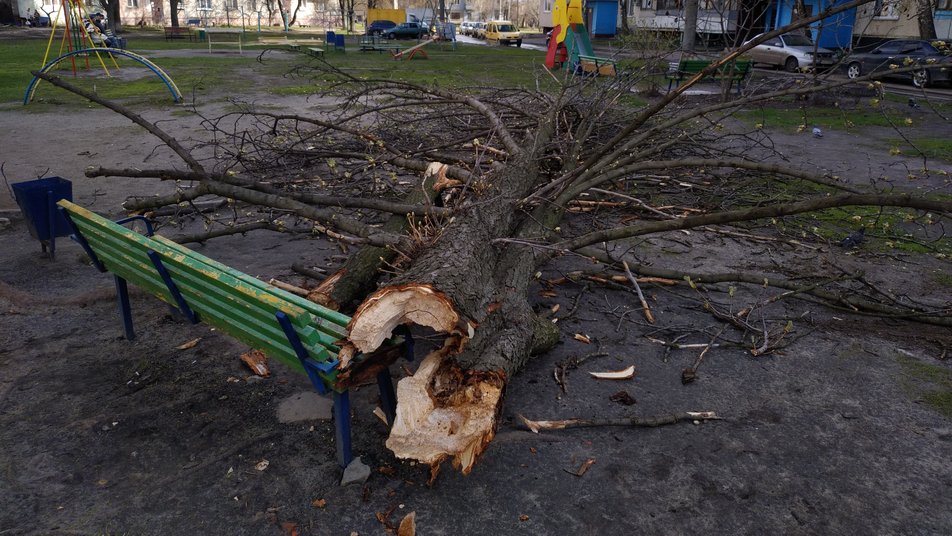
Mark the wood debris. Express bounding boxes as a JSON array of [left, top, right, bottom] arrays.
[[589, 365, 636, 380], [175, 337, 201, 350], [240, 349, 271, 377]]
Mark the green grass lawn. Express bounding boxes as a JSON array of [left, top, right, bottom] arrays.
[[736, 101, 901, 132], [1, 32, 561, 107], [887, 136, 952, 162]]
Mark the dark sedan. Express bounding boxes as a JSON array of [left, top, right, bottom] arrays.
[[845, 39, 951, 88], [383, 22, 429, 40], [366, 20, 397, 36]]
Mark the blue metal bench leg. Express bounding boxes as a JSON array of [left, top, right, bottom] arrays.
[[115, 275, 135, 340], [377, 369, 397, 427], [333, 391, 353, 467]]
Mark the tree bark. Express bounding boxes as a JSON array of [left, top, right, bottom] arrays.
[[917, 0, 937, 40], [343, 150, 560, 478], [681, 0, 697, 52]]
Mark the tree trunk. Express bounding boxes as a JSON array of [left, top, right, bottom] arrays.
[[682, 0, 697, 52], [917, 0, 937, 40], [169, 0, 180, 27], [342, 151, 560, 479], [620, 0, 630, 34], [105, 0, 122, 29]]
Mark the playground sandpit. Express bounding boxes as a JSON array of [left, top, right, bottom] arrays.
[[2, 66, 952, 535]]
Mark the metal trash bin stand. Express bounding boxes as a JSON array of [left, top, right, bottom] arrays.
[[11, 176, 73, 260]]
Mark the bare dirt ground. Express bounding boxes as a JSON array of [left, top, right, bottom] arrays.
[[2, 47, 952, 535]]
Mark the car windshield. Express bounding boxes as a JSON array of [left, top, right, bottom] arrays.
[[782, 34, 814, 46], [497, 24, 516, 31]]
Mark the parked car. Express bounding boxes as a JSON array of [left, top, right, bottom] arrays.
[[744, 32, 836, 72], [383, 22, 429, 40], [460, 21, 474, 36], [485, 20, 521, 47], [366, 19, 397, 36], [844, 39, 951, 88], [474, 22, 487, 39]]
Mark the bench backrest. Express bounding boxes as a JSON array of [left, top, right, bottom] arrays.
[[678, 58, 752, 75], [58, 201, 347, 383]]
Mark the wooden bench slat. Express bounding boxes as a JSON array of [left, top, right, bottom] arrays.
[[67, 220, 336, 364], [64, 206, 345, 349], [62, 206, 344, 371], [152, 236, 350, 334]]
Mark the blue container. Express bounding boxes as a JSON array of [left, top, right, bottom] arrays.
[[12, 176, 73, 241]]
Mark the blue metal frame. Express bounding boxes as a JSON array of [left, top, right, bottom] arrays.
[[114, 275, 135, 340], [275, 310, 354, 466], [147, 250, 198, 324], [377, 369, 398, 426], [59, 207, 106, 272], [333, 391, 352, 467], [115, 215, 155, 236]]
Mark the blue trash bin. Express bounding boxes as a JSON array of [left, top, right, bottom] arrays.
[[11, 176, 73, 259]]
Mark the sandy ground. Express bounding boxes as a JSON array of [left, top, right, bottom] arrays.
[[2, 48, 952, 535]]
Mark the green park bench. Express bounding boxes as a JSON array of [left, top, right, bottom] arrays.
[[359, 36, 403, 53], [57, 200, 409, 467], [665, 58, 753, 94], [577, 54, 617, 77]]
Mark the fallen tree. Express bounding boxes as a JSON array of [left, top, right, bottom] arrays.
[[33, 0, 952, 480]]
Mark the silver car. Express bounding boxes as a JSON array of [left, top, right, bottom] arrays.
[[744, 33, 836, 72]]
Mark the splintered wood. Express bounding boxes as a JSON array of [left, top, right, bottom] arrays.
[[385, 349, 504, 481], [346, 284, 475, 355]]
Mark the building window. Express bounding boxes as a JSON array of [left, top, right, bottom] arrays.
[[226, 0, 237, 7], [543, 0, 553, 13], [873, 0, 899, 19], [199, 0, 212, 8], [127, 0, 138, 6], [657, 0, 681, 11]]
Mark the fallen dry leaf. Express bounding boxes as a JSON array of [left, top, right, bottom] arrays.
[[573, 333, 591, 344], [240, 349, 271, 377], [575, 458, 596, 476], [175, 337, 201, 350], [550, 304, 560, 314], [529, 447, 537, 454], [279, 521, 299, 536], [519, 514, 529, 522], [397, 511, 416, 536], [609, 390, 637, 406], [589, 365, 636, 380], [539, 290, 558, 298], [255, 459, 269, 471], [311, 498, 327, 509]]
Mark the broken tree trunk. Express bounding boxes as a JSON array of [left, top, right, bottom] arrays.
[[313, 162, 445, 312], [342, 149, 560, 479]]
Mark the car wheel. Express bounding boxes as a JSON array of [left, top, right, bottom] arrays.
[[846, 62, 861, 79], [912, 69, 930, 88], [784, 57, 799, 73]]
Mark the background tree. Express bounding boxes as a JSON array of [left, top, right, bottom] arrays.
[[916, 0, 938, 39]]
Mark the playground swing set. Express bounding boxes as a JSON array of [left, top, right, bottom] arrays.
[[544, 0, 617, 77], [23, 0, 183, 105]]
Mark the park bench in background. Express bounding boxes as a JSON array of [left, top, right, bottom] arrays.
[[577, 54, 617, 77], [359, 35, 403, 53], [665, 58, 753, 94], [57, 200, 410, 467], [255, 37, 325, 56], [164, 26, 196, 41]]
